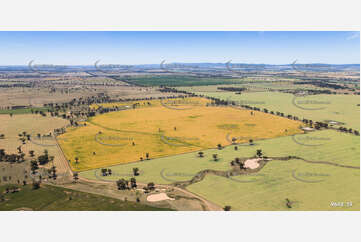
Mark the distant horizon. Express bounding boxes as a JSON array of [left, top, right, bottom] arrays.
[[0, 31, 359, 65], [0, 62, 359, 67]]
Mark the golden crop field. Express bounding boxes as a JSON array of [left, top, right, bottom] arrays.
[[58, 97, 303, 171]]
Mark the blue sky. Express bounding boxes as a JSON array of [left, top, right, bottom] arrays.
[[0, 31, 359, 65]]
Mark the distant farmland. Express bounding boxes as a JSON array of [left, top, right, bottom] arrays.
[[127, 75, 245, 86], [183, 90, 360, 130]]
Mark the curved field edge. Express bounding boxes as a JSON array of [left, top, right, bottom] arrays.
[[80, 129, 360, 183], [58, 97, 303, 171]]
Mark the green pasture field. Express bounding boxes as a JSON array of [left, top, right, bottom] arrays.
[[184, 90, 360, 130], [0, 107, 51, 115], [0, 184, 171, 211], [178, 82, 322, 93], [186, 130, 360, 211], [127, 75, 245, 86], [187, 157, 359, 211], [80, 129, 359, 211]]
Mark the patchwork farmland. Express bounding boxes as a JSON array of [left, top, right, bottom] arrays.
[[0, 62, 359, 211]]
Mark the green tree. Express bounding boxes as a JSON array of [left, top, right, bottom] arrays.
[[29, 150, 35, 157], [256, 149, 263, 157], [212, 154, 218, 161], [130, 177, 137, 188], [30, 160, 39, 174], [224, 206, 231, 211], [73, 172, 79, 183], [133, 167, 140, 176]]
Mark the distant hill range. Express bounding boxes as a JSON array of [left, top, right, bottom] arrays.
[[0, 63, 359, 72]]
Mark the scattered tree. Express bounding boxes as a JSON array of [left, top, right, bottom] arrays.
[[133, 167, 140, 176], [32, 181, 40, 190], [73, 172, 79, 183], [147, 182, 155, 191], [224, 205, 231, 211], [130, 177, 137, 188], [29, 150, 35, 157], [256, 149, 263, 157], [212, 154, 218, 161]]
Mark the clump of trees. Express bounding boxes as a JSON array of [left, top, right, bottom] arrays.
[[224, 205, 232, 211], [30, 160, 39, 174], [230, 157, 245, 170], [116, 178, 138, 190], [0, 149, 25, 163], [101, 168, 112, 176], [256, 149, 263, 157], [116, 179, 129, 190], [38, 150, 54, 165]]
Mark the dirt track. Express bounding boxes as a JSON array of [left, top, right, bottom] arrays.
[[77, 176, 223, 211]]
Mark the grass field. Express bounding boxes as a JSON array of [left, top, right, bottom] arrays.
[[187, 129, 360, 211], [178, 82, 324, 92], [0, 107, 51, 115], [80, 129, 359, 210], [58, 97, 303, 171], [187, 161, 359, 211], [0, 184, 171, 211], [184, 90, 360, 130]]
